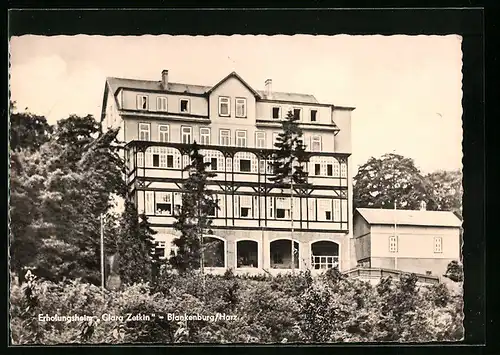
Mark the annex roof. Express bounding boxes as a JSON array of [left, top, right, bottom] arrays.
[[355, 208, 462, 228]]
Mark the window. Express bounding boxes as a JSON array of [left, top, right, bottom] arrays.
[[210, 158, 218, 171], [139, 123, 151, 141], [155, 192, 172, 215], [293, 108, 302, 120], [340, 162, 347, 178], [200, 128, 211, 145], [181, 126, 192, 144], [318, 199, 332, 221], [434, 237, 443, 253], [157, 97, 168, 112], [327, 164, 333, 176], [159, 125, 169, 142], [272, 107, 281, 119], [145, 191, 154, 214], [389, 236, 398, 253], [153, 154, 160, 167], [220, 129, 231, 146], [155, 241, 167, 259], [167, 155, 174, 168], [236, 130, 247, 147], [310, 110, 317, 122], [240, 196, 252, 218], [137, 95, 148, 110], [272, 132, 280, 148], [240, 159, 251, 172], [256, 131, 266, 148], [311, 135, 322, 152], [276, 197, 290, 219], [333, 199, 341, 221], [315, 164, 321, 175], [219, 97, 230, 116], [236, 98, 247, 117], [180, 99, 190, 113]]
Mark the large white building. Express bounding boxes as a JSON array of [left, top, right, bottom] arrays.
[[101, 70, 356, 275]]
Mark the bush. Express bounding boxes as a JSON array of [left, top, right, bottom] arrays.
[[10, 269, 464, 344]]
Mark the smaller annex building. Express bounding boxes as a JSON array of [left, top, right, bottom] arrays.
[[352, 207, 462, 277]]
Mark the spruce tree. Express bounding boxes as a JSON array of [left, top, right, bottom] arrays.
[[269, 110, 308, 272], [171, 142, 218, 274], [117, 201, 157, 284]]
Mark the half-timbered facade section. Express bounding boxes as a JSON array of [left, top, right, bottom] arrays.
[[101, 70, 355, 274]]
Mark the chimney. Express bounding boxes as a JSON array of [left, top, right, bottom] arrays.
[[161, 70, 169, 90], [265, 79, 272, 98], [420, 201, 427, 211]]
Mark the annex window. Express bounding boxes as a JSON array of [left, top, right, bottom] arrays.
[[434, 237, 443, 253], [333, 199, 341, 221], [220, 129, 231, 146], [219, 97, 230, 116], [157, 96, 168, 112], [272, 107, 281, 119], [155, 192, 172, 215], [340, 162, 347, 178], [137, 95, 148, 110], [256, 131, 266, 148], [235, 98, 247, 118], [200, 127, 211, 145], [159, 125, 169, 143], [210, 158, 218, 171], [180, 99, 190, 113], [311, 135, 322, 152], [139, 123, 151, 141], [181, 126, 192, 144], [236, 130, 247, 148], [293, 108, 302, 120], [389, 236, 398, 253], [145, 191, 154, 215], [327, 164, 333, 176], [239, 159, 251, 172], [315, 164, 321, 176], [310, 109, 317, 122]]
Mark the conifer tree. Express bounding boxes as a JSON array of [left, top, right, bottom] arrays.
[[171, 142, 218, 274], [269, 110, 308, 272]]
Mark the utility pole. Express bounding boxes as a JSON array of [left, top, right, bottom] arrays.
[[100, 213, 105, 292]]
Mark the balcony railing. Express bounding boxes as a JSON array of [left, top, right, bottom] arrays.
[[311, 255, 339, 269]]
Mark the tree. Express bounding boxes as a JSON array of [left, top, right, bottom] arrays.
[[269, 110, 308, 271], [353, 153, 437, 210], [444, 260, 463, 282], [117, 201, 157, 285], [170, 142, 218, 274], [9, 102, 53, 152], [425, 170, 463, 219]]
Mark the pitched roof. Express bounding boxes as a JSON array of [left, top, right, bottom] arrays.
[[105, 72, 320, 103], [356, 208, 462, 228]]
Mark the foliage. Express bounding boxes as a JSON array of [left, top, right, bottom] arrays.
[[444, 260, 464, 282], [171, 142, 218, 273], [9, 103, 53, 152], [425, 170, 463, 220], [10, 271, 464, 344]]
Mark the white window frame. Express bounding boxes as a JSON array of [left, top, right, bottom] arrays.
[[157, 96, 168, 112], [181, 126, 192, 144], [236, 130, 247, 148], [145, 191, 154, 215], [239, 195, 252, 218], [434, 237, 443, 253], [272, 132, 280, 148], [220, 129, 231, 146], [255, 131, 266, 148], [158, 124, 169, 143], [136, 95, 148, 110], [318, 199, 332, 221], [311, 135, 322, 152], [310, 109, 318, 122], [235, 98, 247, 118], [139, 123, 151, 141], [199, 127, 210, 145], [155, 192, 173, 216], [272, 106, 281, 120], [219, 96, 230, 117], [180, 98, 190, 113], [389, 236, 398, 253]]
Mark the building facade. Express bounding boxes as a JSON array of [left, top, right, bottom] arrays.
[[101, 70, 355, 275], [353, 208, 462, 277]]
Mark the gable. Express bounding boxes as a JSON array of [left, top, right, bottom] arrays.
[[207, 72, 261, 98]]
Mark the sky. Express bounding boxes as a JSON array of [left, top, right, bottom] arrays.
[[9, 35, 463, 174]]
